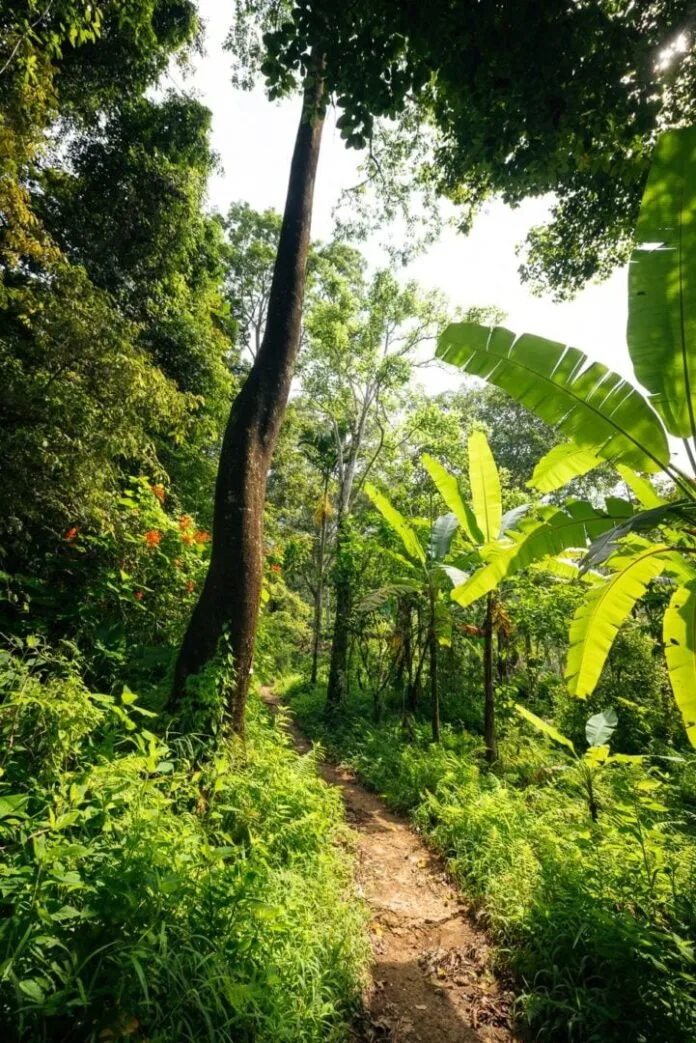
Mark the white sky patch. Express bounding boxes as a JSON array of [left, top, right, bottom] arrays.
[[189, 0, 634, 402]]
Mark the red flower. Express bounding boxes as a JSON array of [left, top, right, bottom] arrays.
[[150, 483, 166, 504], [193, 530, 210, 544], [185, 580, 195, 594], [179, 514, 193, 532], [270, 563, 282, 575], [64, 526, 79, 543], [144, 530, 161, 547], [182, 533, 193, 546], [135, 590, 144, 601]]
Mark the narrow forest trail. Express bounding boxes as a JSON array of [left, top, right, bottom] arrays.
[[261, 688, 516, 1043]]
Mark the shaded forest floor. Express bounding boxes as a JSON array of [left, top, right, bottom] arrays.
[[261, 688, 516, 1043]]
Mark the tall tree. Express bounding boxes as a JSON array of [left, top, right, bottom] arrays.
[[174, 0, 696, 728]]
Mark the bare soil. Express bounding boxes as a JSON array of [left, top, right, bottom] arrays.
[[261, 689, 517, 1043]]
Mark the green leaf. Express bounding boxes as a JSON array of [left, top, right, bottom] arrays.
[[515, 704, 575, 753], [359, 582, 421, 613], [422, 454, 483, 543], [19, 979, 46, 1004], [628, 127, 696, 438], [530, 442, 604, 493], [615, 464, 665, 508], [437, 322, 670, 473], [664, 582, 696, 747], [468, 431, 501, 543], [428, 513, 459, 562], [583, 500, 696, 571], [365, 483, 425, 564], [451, 500, 633, 608], [585, 708, 618, 748], [566, 545, 671, 697]]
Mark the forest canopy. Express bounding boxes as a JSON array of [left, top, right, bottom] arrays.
[[3, 3, 696, 1042]]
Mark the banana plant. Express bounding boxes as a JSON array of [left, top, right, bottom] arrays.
[[516, 704, 636, 821], [363, 483, 464, 742], [436, 126, 696, 745], [422, 431, 530, 763]]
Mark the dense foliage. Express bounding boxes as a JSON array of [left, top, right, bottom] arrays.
[[4, 3, 696, 1041]]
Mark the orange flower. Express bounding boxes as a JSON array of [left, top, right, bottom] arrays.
[[64, 526, 79, 543], [185, 580, 196, 594], [143, 530, 161, 547], [193, 530, 210, 544], [270, 563, 281, 575], [182, 533, 193, 546], [135, 590, 144, 601], [150, 483, 166, 504], [179, 514, 193, 531]]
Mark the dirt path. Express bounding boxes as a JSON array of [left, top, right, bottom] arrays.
[[262, 689, 516, 1043]]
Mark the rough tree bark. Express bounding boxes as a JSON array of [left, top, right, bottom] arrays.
[[483, 592, 497, 764], [169, 66, 326, 734]]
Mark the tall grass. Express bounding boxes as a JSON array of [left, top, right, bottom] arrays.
[[0, 644, 369, 1041]]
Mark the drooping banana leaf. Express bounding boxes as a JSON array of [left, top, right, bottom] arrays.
[[515, 704, 575, 753], [627, 126, 696, 439], [582, 499, 696, 571], [468, 431, 502, 543], [664, 582, 696, 746], [437, 322, 670, 473], [365, 483, 425, 564], [428, 513, 459, 563], [530, 442, 604, 493], [450, 499, 634, 608], [615, 464, 666, 509], [422, 454, 483, 543], [566, 544, 672, 697]]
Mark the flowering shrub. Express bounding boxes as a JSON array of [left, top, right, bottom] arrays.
[[52, 478, 211, 686]]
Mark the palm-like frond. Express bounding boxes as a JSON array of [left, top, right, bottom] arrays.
[[566, 545, 672, 697], [468, 431, 501, 542], [628, 126, 696, 439], [664, 582, 696, 747], [437, 322, 670, 474]]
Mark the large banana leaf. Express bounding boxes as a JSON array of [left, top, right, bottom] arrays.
[[566, 545, 671, 697], [468, 430, 501, 543], [437, 322, 670, 473], [627, 127, 696, 439], [422, 454, 483, 543], [664, 582, 696, 746], [450, 500, 634, 608], [428, 513, 459, 562], [530, 442, 603, 493], [365, 483, 425, 564]]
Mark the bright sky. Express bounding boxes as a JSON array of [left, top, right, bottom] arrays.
[[186, 1, 632, 395]]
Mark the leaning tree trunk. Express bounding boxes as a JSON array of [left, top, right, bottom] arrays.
[[483, 592, 497, 764], [169, 67, 326, 734]]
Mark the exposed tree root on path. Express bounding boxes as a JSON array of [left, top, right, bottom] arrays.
[[261, 688, 517, 1043]]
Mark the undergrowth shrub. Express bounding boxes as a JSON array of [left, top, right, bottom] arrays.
[[0, 642, 369, 1042], [289, 680, 696, 1042]]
